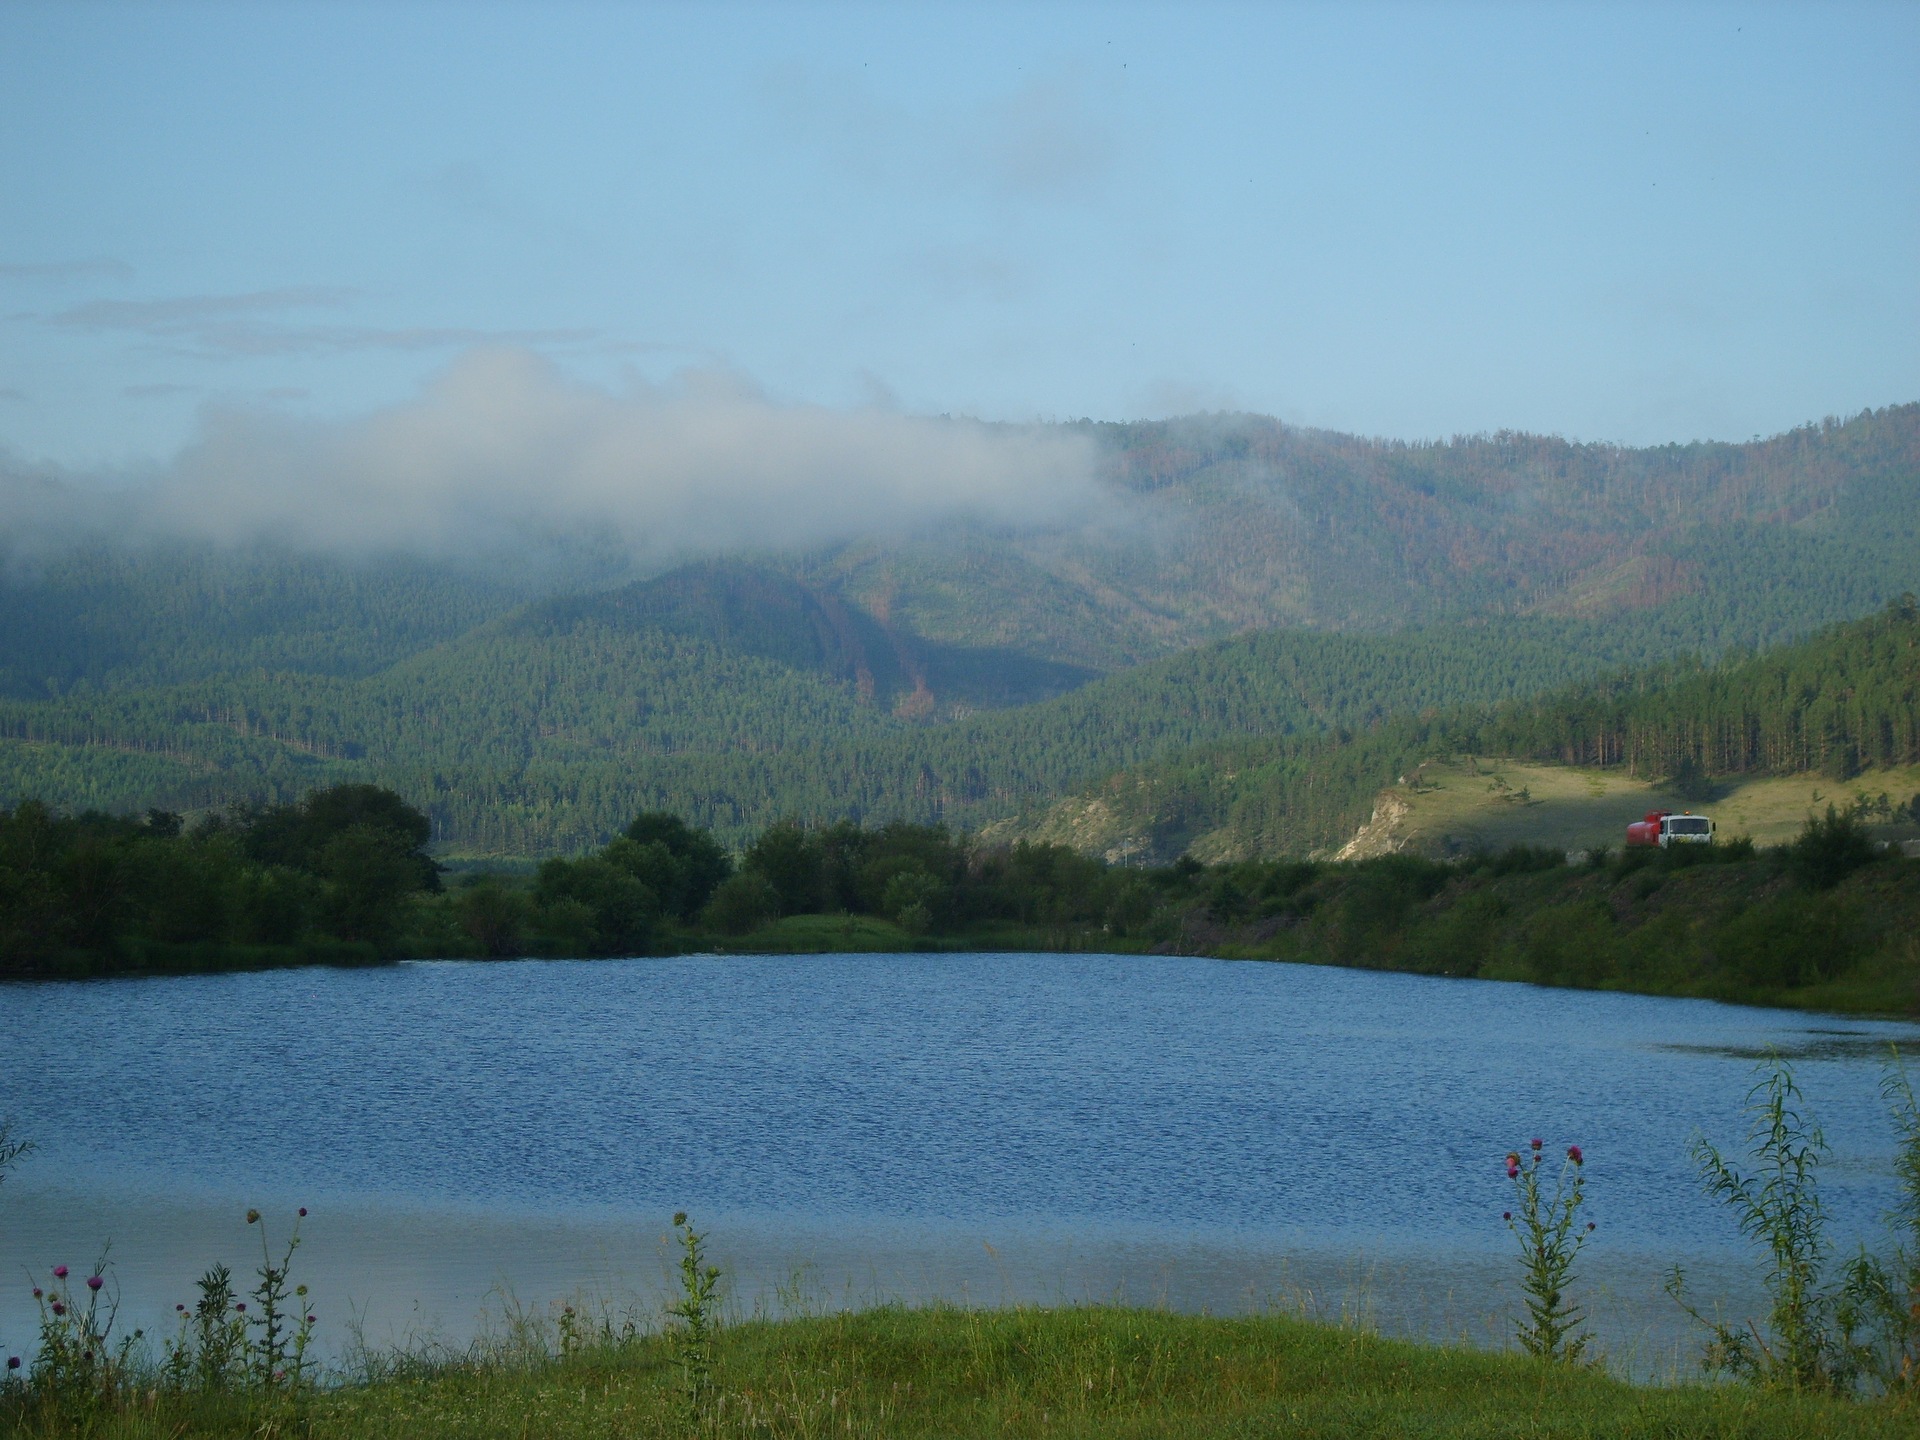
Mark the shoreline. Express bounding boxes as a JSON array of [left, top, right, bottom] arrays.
[[7, 930, 1915, 1023]]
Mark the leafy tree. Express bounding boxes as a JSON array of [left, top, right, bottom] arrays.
[[623, 812, 732, 917], [317, 826, 424, 949], [743, 823, 821, 917], [532, 857, 658, 955], [881, 870, 943, 932], [242, 784, 440, 893]]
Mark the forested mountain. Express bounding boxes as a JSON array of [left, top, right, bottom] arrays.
[[0, 597, 1893, 856], [0, 404, 1915, 856], [796, 402, 1920, 665], [1006, 599, 1920, 864], [509, 561, 1099, 716], [7, 404, 1916, 690], [0, 544, 531, 698]]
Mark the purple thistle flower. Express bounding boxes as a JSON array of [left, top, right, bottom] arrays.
[[234, 1302, 246, 1313], [298, 1207, 307, 1217], [1530, 1138, 1542, 1150], [31, 1289, 41, 1299], [1502, 1211, 1512, 1221], [177, 1303, 187, 1312], [1506, 1164, 1519, 1178], [86, 1275, 103, 1291], [49, 1302, 65, 1317], [5, 1357, 17, 1369], [1567, 1145, 1584, 1165], [51, 1265, 67, 1280]]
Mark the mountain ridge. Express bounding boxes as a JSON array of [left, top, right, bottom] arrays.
[[0, 403, 1915, 856]]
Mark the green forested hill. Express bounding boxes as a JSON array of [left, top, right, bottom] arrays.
[[0, 599, 1842, 855], [0, 543, 529, 697], [509, 560, 1098, 715], [0, 405, 1915, 855], [1007, 599, 1920, 863]]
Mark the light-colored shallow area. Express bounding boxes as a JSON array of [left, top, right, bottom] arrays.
[[0, 1181, 1765, 1382]]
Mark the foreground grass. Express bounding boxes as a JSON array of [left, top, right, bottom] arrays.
[[8, 1306, 1914, 1440]]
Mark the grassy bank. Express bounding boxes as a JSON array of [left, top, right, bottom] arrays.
[[1186, 845, 1920, 1016], [6, 1304, 1915, 1440]]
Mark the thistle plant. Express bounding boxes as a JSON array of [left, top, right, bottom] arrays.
[[242, 1206, 316, 1389], [1667, 1059, 1860, 1393], [161, 1264, 248, 1391], [666, 1211, 721, 1421], [1502, 1138, 1595, 1362], [21, 1253, 141, 1413]]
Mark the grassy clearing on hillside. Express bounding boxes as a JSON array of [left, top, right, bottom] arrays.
[[1335, 758, 1920, 860], [5, 1305, 1914, 1440]]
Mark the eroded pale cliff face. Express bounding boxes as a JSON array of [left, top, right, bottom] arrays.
[[1333, 788, 1414, 861], [981, 794, 1156, 865]]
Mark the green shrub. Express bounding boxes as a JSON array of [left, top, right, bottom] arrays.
[[701, 870, 778, 936], [453, 876, 531, 958], [1507, 901, 1619, 989], [1670, 1060, 1861, 1393], [1789, 806, 1882, 891], [1716, 896, 1860, 990]]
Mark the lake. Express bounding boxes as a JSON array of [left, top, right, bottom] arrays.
[[3, 953, 1917, 1374]]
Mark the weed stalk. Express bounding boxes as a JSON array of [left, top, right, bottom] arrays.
[[1503, 1139, 1594, 1362]]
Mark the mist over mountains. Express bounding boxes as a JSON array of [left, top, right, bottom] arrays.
[[1, 401, 1915, 856], [0, 351, 1104, 567]]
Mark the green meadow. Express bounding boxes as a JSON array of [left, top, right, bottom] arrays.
[[6, 1304, 1915, 1439]]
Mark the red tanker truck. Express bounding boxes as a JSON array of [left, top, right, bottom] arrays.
[[1625, 810, 1715, 848]]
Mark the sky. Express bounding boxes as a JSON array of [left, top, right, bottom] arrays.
[[1, 0, 1916, 484]]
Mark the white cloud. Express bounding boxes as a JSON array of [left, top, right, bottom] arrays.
[[1, 349, 1103, 561]]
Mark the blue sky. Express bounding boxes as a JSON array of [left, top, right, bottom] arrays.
[[2, 0, 1915, 472]]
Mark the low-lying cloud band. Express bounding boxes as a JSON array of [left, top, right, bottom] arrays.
[[0, 349, 1103, 563]]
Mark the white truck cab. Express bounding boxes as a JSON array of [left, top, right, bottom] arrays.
[[1660, 813, 1715, 845]]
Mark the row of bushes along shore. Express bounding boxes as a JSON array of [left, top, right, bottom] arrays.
[[4, 786, 1916, 1014]]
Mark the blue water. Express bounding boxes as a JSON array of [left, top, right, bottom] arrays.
[[2, 953, 1917, 1362]]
